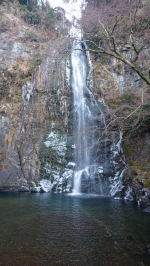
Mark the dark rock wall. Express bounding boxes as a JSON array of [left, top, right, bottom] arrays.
[[0, 2, 72, 191], [122, 134, 150, 207], [92, 47, 150, 205]]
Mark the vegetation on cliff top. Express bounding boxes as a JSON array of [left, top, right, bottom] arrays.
[[0, 0, 61, 29]]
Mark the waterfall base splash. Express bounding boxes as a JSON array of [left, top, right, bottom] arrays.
[[72, 170, 82, 194], [73, 168, 89, 194]]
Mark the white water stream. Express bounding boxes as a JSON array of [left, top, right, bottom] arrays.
[[71, 41, 109, 194], [71, 43, 89, 193]]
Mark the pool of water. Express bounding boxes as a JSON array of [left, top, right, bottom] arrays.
[[0, 193, 150, 266]]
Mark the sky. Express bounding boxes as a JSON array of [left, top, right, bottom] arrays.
[[48, 0, 86, 22]]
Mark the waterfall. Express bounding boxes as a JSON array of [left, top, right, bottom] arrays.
[[46, 0, 126, 197], [71, 42, 110, 194], [71, 42, 89, 193]]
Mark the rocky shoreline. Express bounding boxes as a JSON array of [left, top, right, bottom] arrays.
[[1, 183, 150, 213]]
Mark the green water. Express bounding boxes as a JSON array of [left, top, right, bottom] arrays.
[[0, 193, 150, 266]]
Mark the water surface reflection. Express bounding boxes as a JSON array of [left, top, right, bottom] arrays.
[[0, 193, 149, 265]]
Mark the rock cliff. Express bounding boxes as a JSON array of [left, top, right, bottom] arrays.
[[0, 0, 150, 210], [92, 50, 150, 208], [0, 1, 72, 192]]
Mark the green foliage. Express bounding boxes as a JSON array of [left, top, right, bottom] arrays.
[[0, 20, 7, 32], [45, 7, 57, 29], [21, 76, 30, 85], [23, 31, 38, 41], [0, 0, 13, 4], [12, 64, 19, 70], [122, 142, 132, 156], [20, 0, 58, 29], [144, 118, 150, 126], [0, 70, 10, 100], [1, 21, 5, 26], [21, 5, 41, 24], [139, 19, 149, 32], [32, 58, 42, 68], [27, 57, 42, 76], [129, 160, 150, 187], [18, 0, 38, 11], [38, 92, 45, 97], [142, 178, 150, 188], [0, 0, 60, 29], [86, 27, 103, 52], [15, 90, 22, 98], [26, 66, 35, 76], [142, 104, 150, 111], [120, 93, 136, 104], [12, 55, 43, 87]]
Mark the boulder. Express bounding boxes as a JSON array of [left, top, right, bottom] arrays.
[[18, 186, 30, 192], [31, 187, 40, 193], [143, 206, 150, 213]]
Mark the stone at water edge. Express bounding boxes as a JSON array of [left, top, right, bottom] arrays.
[[18, 186, 30, 192], [142, 206, 150, 213]]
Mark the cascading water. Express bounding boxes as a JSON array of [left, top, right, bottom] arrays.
[[71, 42, 89, 193], [71, 42, 111, 194]]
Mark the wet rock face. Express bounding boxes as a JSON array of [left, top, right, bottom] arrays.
[[81, 173, 110, 195], [39, 127, 69, 192], [0, 1, 72, 191], [122, 134, 150, 206], [132, 184, 150, 208], [92, 45, 150, 203], [0, 113, 24, 189], [0, 46, 71, 192], [93, 56, 145, 98]]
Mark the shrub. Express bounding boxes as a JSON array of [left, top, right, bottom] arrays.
[[23, 31, 38, 41], [20, 2, 58, 29], [0, 21, 7, 32], [45, 8, 57, 29], [21, 5, 41, 24], [18, 0, 38, 11]]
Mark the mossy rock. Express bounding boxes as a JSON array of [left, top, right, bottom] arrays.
[[122, 142, 133, 156], [142, 178, 150, 188]]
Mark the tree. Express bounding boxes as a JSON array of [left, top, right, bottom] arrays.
[[44, 2, 57, 29], [81, 0, 150, 85], [18, 0, 38, 10], [71, 0, 150, 137]]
